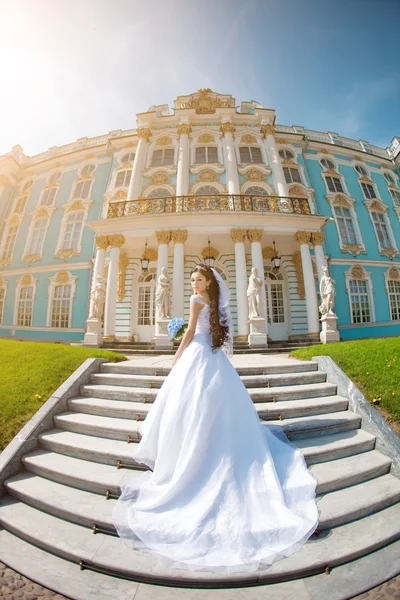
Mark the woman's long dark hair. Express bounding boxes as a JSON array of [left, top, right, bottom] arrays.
[[191, 263, 230, 352]]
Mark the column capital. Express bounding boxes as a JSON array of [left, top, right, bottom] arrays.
[[156, 230, 172, 245], [295, 231, 312, 246], [95, 235, 110, 250], [177, 123, 192, 136], [220, 121, 235, 135], [311, 232, 325, 246], [108, 234, 125, 248], [231, 228, 247, 244], [172, 229, 188, 244], [137, 127, 152, 142], [247, 228, 263, 243], [260, 123, 275, 138]]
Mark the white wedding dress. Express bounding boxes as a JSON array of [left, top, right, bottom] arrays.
[[112, 295, 319, 574]]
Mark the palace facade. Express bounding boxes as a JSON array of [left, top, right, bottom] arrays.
[[0, 89, 400, 346]]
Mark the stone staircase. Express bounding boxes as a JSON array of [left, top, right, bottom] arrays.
[[1, 358, 400, 598]]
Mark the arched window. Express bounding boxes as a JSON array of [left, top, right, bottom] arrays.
[[283, 166, 301, 184], [264, 266, 285, 324], [60, 210, 85, 250], [147, 188, 172, 198], [195, 146, 218, 163], [49, 172, 62, 184], [279, 149, 294, 160], [370, 208, 393, 249], [137, 268, 157, 326], [115, 169, 132, 188], [196, 185, 220, 195], [239, 146, 262, 164], [384, 172, 395, 185], [121, 152, 135, 163], [27, 217, 48, 256], [22, 180, 33, 192], [73, 179, 92, 199], [81, 164, 96, 176], [355, 164, 368, 177], [151, 148, 174, 166], [320, 158, 335, 170], [390, 189, 400, 207], [246, 186, 268, 196]]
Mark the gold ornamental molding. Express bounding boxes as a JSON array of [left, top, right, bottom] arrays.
[[380, 248, 398, 259], [151, 171, 170, 185], [155, 135, 172, 146], [292, 251, 305, 299], [247, 229, 263, 243], [0, 175, 9, 186], [108, 234, 126, 249], [156, 230, 172, 245], [201, 246, 219, 261], [244, 168, 266, 183], [388, 267, 400, 280], [172, 230, 188, 244], [276, 138, 289, 144], [220, 122, 235, 135], [0, 276, 4, 286], [311, 232, 325, 246], [351, 264, 365, 279], [294, 231, 312, 246], [0, 258, 11, 268], [55, 270, 70, 284], [21, 253, 41, 264], [117, 253, 129, 302], [240, 134, 257, 144], [137, 128, 152, 142], [260, 124, 275, 137], [231, 228, 247, 244], [181, 88, 234, 114], [198, 133, 215, 143], [341, 244, 364, 256], [262, 246, 276, 260], [199, 168, 219, 183], [55, 248, 80, 260], [177, 123, 192, 136], [21, 273, 34, 286], [95, 235, 110, 250]]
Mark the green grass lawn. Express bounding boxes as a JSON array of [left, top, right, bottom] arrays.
[[291, 337, 400, 431], [0, 339, 126, 452]]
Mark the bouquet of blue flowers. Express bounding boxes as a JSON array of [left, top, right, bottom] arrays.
[[167, 317, 187, 341]]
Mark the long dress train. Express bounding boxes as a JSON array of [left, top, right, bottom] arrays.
[[112, 295, 319, 574]]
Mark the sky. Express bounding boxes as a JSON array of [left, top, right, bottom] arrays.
[[0, 0, 399, 157]]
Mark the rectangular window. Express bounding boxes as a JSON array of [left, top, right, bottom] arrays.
[[73, 180, 92, 199], [195, 146, 218, 163], [349, 279, 370, 323], [17, 286, 34, 326], [388, 280, 400, 320], [283, 167, 301, 184], [2, 224, 18, 260], [325, 176, 344, 193], [0, 287, 5, 324], [115, 170, 132, 188], [239, 146, 263, 164], [361, 182, 377, 200], [390, 189, 400, 206], [15, 196, 28, 213], [41, 187, 57, 206], [28, 218, 47, 255], [62, 211, 84, 250], [151, 148, 174, 166], [334, 206, 357, 245], [138, 287, 152, 325], [51, 284, 72, 328], [372, 212, 392, 248], [270, 283, 285, 323]]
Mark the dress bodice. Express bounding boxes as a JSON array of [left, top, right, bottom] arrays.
[[190, 294, 211, 336]]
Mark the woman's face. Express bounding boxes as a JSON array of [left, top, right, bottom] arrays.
[[191, 270, 210, 294]]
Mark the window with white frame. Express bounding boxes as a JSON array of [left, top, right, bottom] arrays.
[[15, 196, 28, 213], [390, 189, 400, 207], [355, 165, 368, 177], [361, 182, 377, 200], [196, 185, 220, 195], [121, 152, 135, 163], [49, 172, 62, 184], [279, 149, 295, 160], [195, 146, 218, 163], [41, 187, 58, 206], [239, 146, 262, 164], [333, 205, 358, 245], [246, 185, 269, 196], [27, 217, 48, 255], [73, 179, 92, 199], [147, 188, 171, 198], [51, 284, 72, 328], [16, 286, 34, 326], [283, 166, 301, 184], [371, 211, 392, 248], [115, 169, 132, 188], [320, 158, 335, 170], [137, 269, 156, 325], [1, 223, 19, 260], [81, 164, 95, 176], [61, 210, 84, 250], [349, 279, 371, 323], [325, 175, 344, 193], [151, 148, 174, 166], [0, 286, 5, 324], [384, 172, 395, 185], [387, 278, 400, 320], [22, 180, 33, 192]]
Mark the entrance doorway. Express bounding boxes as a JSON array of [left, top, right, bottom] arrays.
[[264, 266, 288, 341], [136, 268, 156, 342]]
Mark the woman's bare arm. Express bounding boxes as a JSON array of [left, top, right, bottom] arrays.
[[172, 300, 203, 366]]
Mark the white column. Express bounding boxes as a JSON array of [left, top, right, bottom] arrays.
[[261, 123, 288, 198], [88, 235, 108, 317], [127, 128, 151, 201], [312, 232, 327, 282], [156, 230, 171, 279], [295, 231, 319, 335], [176, 124, 191, 207], [248, 229, 267, 332], [221, 122, 240, 200], [172, 229, 187, 318], [104, 234, 125, 341], [231, 228, 249, 337]]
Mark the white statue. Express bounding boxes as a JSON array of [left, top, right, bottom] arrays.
[[319, 266, 336, 315], [89, 274, 105, 319], [247, 267, 262, 319], [155, 267, 171, 318]]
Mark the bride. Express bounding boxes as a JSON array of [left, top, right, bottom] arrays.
[[112, 264, 319, 574]]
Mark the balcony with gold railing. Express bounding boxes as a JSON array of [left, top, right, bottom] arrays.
[[107, 194, 312, 218]]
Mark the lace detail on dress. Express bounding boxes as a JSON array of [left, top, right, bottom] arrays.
[[190, 294, 206, 305]]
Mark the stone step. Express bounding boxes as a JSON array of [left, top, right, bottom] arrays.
[[1, 497, 399, 585], [39, 421, 371, 468], [5, 471, 400, 534], [68, 394, 348, 421], [22, 447, 391, 498], [100, 361, 319, 376], [80, 382, 337, 404], [90, 371, 327, 389]]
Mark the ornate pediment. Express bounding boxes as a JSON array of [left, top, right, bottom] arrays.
[[175, 89, 235, 114]]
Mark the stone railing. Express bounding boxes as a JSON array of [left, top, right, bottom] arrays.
[[107, 194, 312, 218]]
